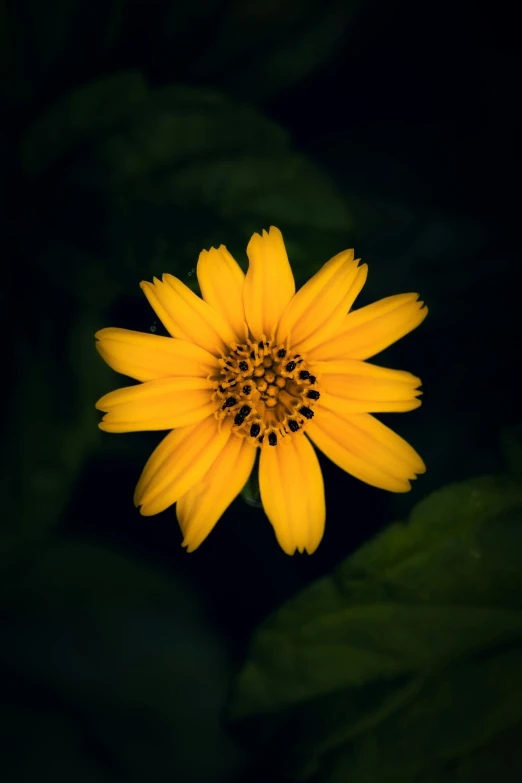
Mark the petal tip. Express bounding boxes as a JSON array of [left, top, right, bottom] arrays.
[[246, 230, 262, 251], [95, 395, 107, 411], [416, 457, 427, 475], [137, 498, 157, 516]]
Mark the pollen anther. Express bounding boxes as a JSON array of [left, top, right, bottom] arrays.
[[214, 338, 320, 446]]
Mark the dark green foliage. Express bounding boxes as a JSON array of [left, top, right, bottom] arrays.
[[1, 540, 244, 782], [229, 474, 522, 781], [3, 0, 520, 780]]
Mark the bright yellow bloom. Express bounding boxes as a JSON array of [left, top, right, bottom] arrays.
[[95, 227, 427, 554]]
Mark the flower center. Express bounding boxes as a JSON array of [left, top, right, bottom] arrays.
[[212, 338, 320, 446]]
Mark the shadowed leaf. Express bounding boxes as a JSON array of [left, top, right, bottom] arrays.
[[228, 476, 522, 780]]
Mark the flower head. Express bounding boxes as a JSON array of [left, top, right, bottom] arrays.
[[95, 227, 427, 554]]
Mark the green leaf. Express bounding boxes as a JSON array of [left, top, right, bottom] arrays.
[[232, 602, 522, 717], [193, 0, 362, 101], [21, 71, 147, 174], [228, 475, 522, 780], [1, 539, 243, 783], [323, 646, 522, 783], [21, 75, 353, 307], [336, 475, 522, 609], [162, 154, 352, 232], [2, 312, 109, 557], [98, 84, 289, 177]]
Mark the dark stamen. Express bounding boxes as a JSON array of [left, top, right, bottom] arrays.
[[308, 374, 317, 384], [307, 390, 320, 400], [239, 405, 251, 417], [222, 396, 237, 409], [242, 385, 251, 395], [268, 432, 277, 446], [250, 351, 256, 359], [288, 419, 300, 432], [298, 370, 310, 380], [277, 348, 287, 358], [218, 385, 225, 393], [258, 341, 264, 350], [250, 423, 261, 438], [298, 406, 314, 419], [258, 435, 264, 444], [238, 361, 248, 372], [285, 361, 296, 372], [234, 413, 246, 426]]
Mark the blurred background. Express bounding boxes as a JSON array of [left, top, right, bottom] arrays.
[[2, 0, 521, 781]]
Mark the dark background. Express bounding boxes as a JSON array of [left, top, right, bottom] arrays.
[[2, 0, 520, 781]]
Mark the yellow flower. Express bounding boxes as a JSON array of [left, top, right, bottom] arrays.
[[95, 227, 427, 554]]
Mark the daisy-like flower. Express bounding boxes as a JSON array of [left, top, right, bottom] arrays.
[[95, 227, 427, 554]]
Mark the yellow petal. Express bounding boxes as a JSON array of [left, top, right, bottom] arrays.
[[276, 249, 368, 352], [320, 392, 422, 414], [140, 277, 190, 341], [95, 327, 219, 382], [96, 377, 217, 432], [308, 294, 428, 361], [258, 434, 325, 555], [197, 245, 247, 343], [244, 226, 295, 341], [313, 359, 423, 413], [307, 409, 425, 492], [177, 436, 257, 552], [141, 274, 236, 356], [134, 417, 233, 516]]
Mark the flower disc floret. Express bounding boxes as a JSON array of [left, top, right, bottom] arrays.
[[213, 337, 320, 445]]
